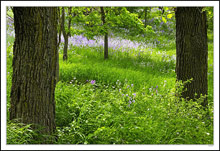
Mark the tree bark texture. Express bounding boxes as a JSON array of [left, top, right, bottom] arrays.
[[10, 7, 58, 136], [100, 7, 108, 59], [175, 7, 208, 106]]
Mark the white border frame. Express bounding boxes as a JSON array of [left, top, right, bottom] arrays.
[[1, 1, 219, 150]]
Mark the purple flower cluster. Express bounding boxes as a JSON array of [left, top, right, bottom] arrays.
[[60, 34, 148, 52], [124, 93, 136, 107], [90, 80, 96, 85], [6, 16, 15, 37]]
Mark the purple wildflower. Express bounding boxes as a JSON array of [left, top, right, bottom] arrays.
[[90, 80, 96, 85]]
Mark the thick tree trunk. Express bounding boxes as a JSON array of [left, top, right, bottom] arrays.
[[10, 7, 58, 139], [175, 7, 208, 107], [100, 7, 108, 59]]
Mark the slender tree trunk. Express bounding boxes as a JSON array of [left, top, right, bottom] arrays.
[[63, 36, 68, 61], [62, 7, 72, 61], [175, 7, 208, 107], [10, 7, 58, 141], [56, 7, 61, 83], [104, 33, 108, 59], [57, 7, 62, 48], [100, 7, 108, 59], [62, 7, 68, 61]]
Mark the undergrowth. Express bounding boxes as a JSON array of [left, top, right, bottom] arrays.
[[6, 30, 214, 144]]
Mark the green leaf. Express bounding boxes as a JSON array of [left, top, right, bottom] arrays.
[[167, 14, 173, 19], [162, 16, 167, 23]]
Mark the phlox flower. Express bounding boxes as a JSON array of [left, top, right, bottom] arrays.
[[90, 80, 96, 85]]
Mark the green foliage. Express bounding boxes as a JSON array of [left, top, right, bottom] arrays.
[[54, 79, 213, 144], [7, 121, 58, 144], [7, 122, 34, 144], [67, 7, 154, 40], [59, 45, 176, 90], [6, 6, 213, 144], [205, 7, 213, 31], [54, 33, 213, 144]]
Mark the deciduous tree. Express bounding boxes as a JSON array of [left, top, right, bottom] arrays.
[[10, 7, 58, 140], [175, 7, 208, 107], [62, 7, 72, 61], [100, 7, 108, 59]]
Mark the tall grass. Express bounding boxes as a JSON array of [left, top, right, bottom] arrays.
[[6, 25, 213, 144]]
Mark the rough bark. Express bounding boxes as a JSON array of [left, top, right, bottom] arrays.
[[100, 7, 108, 59], [10, 7, 58, 139], [175, 7, 208, 107]]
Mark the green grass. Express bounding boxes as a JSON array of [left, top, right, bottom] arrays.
[[6, 32, 214, 144], [59, 45, 176, 91], [54, 33, 213, 144]]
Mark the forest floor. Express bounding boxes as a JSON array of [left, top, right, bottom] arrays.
[[7, 32, 214, 144]]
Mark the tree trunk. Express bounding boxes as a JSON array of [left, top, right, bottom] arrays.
[[57, 7, 62, 48], [100, 7, 108, 59], [62, 7, 72, 61], [175, 7, 208, 107], [62, 7, 68, 61], [56, 7, 61, 83], [63, 35, 68, 61], [10, 7, 58, 141], [104, 33, 108, 59]]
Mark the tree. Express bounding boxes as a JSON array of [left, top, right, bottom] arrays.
[[100, 7, 108, 59], [62, 7, 72, 61], [10, 7, 58, 140], [56, 7, 62, 83], [175, 7, 208, 107], [69, 7, 153, 59]]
